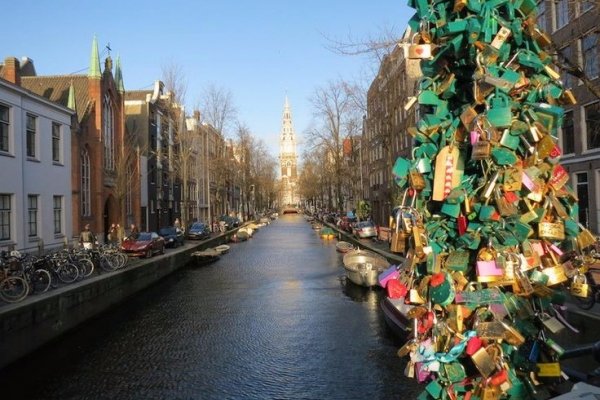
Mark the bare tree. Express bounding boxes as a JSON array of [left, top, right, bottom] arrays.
[[322, 24, 401, 68], [113, 124, 143, 227], [200, 84, 238, 136], [162, 62, 187, 105], [307, 79, 363, 212]]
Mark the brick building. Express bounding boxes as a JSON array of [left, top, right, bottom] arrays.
[[6, 37, 141, 241]]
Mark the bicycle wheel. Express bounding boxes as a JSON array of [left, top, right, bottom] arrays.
[[78, 258, 95, 277], [573, 289, 596, 310], [98, 255, 116, 272], [0, 276, 29, 303], [56, 263, 79, 283], [116, 252, 128, 269], [31, 269, 52, 293]]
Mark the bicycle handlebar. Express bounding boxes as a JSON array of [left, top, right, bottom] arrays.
[[561, 340, 600, 364]]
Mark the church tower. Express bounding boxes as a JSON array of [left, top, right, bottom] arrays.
[[279, 96, 298, 206]]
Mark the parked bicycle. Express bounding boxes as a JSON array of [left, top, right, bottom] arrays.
[[0, 251, 29, 303]]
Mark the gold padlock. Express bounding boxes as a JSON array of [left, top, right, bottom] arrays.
[[538, 221, 566, 241], [471, 347, 497, 378], [543, 265, 569, 286], [577, 223, 596, 250], [570, 273, 590, 298]]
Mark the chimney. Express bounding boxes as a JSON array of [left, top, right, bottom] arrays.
[[193, 110, 201, 121], [2, 57, 21, 86]]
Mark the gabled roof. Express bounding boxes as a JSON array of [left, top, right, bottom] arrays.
[[21, 75, 91, 122]]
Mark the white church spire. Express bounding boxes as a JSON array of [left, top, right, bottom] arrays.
[[279, 96, 298, 205]]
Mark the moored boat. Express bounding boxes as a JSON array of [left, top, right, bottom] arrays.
[[214, 244, 230, 254], [191, 248, 221, 266], [320, 227, 336, 239], [342, 249, 389, 287], [336, 241, 354, 253], [380, 296, 411, 339]]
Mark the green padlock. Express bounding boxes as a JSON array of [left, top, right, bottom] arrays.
[[486, 92, 513, 128], [517, 49, 545, 71], [491, 146, 518, 165], [446, 250, 470, 272], [441, 202, 461, 218]]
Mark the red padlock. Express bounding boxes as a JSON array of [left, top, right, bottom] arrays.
[[466, 336, 483, 356], [417, 311, 434, 334], [387, 279, 407, 299]]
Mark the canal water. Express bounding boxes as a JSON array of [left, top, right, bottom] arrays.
[[0, 214, 420, 400]]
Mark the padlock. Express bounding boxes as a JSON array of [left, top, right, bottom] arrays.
[[491, 26, 512, 49], [409, 169, 426, 191], [408, 35, 437, 59], [570, 273, 590, 298], [471, 347, 497, 378], [538, 221, 565, 241], [577, 223, 596, 249], [486, 92, 514, 128]]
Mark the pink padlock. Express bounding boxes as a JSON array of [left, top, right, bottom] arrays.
[[476, 260, 504, 277], [378, 265, 400, 288]]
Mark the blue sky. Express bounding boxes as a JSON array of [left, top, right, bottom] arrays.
[[1, 0, 413, 157]]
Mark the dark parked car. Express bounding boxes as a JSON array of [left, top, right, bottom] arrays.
[[121, 232, 165, 258], [158, 226, 185, 248], [187, 222, 211, 240], [219, 215, 240, 230]]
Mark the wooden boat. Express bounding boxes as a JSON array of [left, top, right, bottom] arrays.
[[380, 297, 411, 339], [342, 249, 389, 287], [320, 227, 336, 239], [336, 241, 354, 253], [191, 248, 221, 266], [238, 226, 254, 237], [214, 244, 230, 254]]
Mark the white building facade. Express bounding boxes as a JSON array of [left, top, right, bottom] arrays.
[[0, 79, 73, 253]]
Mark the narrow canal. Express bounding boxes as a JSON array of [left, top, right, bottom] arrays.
[[0, 214, 419, 400]]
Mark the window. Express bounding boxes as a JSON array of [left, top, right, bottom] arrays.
[[561, 110, 575, 154], [28, 195, 38, 237], [575, 173, 589, 227], [53, 195, 62, 234], [0, 104, 9, 152], [26, 114, 36, 158], [52, 122, 61, 162], [81, 149, 91, 216], [537, 0, 548, 32], [103, 94, 115, 170], [585, 102, 600, 150], [578, 0, 595, 16], [582, 32, 599, 80], [0, 194, 11, 241], [554, 0, 568, 31]]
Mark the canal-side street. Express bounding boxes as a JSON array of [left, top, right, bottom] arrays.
[[0, 214, 416, 400]]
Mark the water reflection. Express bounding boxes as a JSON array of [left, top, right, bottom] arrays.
[[1, 214, 419, 400]]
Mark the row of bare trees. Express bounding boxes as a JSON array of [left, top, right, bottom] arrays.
[[162, 68, 279, 226]]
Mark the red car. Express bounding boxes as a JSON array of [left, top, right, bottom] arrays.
[[121, 232, 165, 258]]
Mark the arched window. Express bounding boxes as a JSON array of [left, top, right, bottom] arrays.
[[103, 94, 115, 170], [81, 149, 91, 216]]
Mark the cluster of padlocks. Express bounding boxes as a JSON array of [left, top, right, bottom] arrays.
[[379, 0, 597, 398]]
